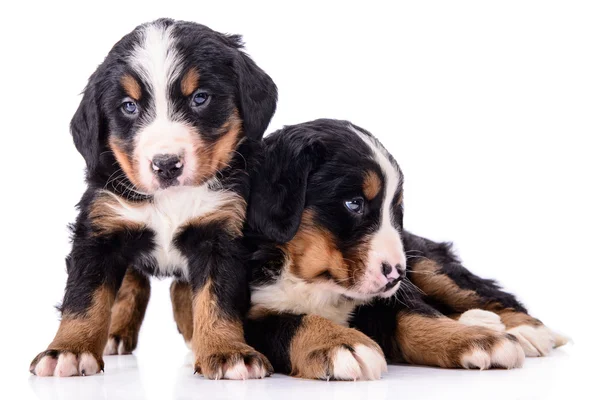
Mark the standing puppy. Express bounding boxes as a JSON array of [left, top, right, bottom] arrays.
[[30, 19, 277, 379]]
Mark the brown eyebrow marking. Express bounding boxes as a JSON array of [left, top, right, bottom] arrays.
[[181, 68, 200, 96], [363, 170, 382, 200], [121, 74, 142, 101]]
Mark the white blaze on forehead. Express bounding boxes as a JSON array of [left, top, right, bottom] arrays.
[[349, 125, 406, 294], [128, 22, 198, 191], [350, 126, 401, 232], [130, 22, 183, 122]]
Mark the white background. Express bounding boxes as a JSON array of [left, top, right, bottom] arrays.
[[1, 1, 598, 399]]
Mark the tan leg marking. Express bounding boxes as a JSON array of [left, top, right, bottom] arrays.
[[30, 286, 115, 376], [410, 259, 481, 311], [170, 280, 194, 347], [88, 191, 146, 237], [395, 313, 524, 369], [289, 315, 386, 380], [191, 280, 273, 379], [104, 268, 150, 355]]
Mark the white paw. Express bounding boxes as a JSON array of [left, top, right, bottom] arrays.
[[459, 309, 506, 332], [32, 351, 101, 377], [220, 359, 269, 380], [508, 324, 569, 357], [104, 337, 127, 355], [461, 335, 524, 370], [330, 344, 387, 381], [223, 361, 251, 380]]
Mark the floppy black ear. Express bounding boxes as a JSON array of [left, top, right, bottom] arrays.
[[233, 45, 278, 141], [70, 78, 103, 172], [247, 134, 323, 244]]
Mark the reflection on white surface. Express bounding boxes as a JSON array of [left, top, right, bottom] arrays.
[[23, 345, 584, 400]]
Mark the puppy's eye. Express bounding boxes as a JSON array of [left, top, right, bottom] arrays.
[[344, 198, 365, 214], [121, 101, 138, 115], [191, 90, 210, 107]]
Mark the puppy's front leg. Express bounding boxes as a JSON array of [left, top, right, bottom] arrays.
[[177, 225, 273, 380], [246, 312, 387, 381], [29, 232, 144, 376]]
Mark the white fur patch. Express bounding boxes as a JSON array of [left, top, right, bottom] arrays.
[[104, 337, 118, 355], [350, 126, 406, 295], [461, 336, 524, 369], [353, 344, 388, 380], [459, 309, 506, 332], [223, 361, 249, 380], [33, 355, 57, 377], [78, 353, 101, 376], [461, 348, 491, 370], [507, 324, 569, 357], [490, 338, 525, 369], [128, 22, 203, 192], [130, 22, 182, 123], [251, 261, 360, 326], [105, 184, 239, 277], [34, 352, 101, 377], [330, 344, 386, 380]]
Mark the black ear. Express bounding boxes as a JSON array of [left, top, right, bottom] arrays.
[[233, 46, 277, 140], [70, 77, 103, 172], [247, 133, 323, 243]]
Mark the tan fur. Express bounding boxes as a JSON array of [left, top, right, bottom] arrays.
[[121, 74, 142, 100], [289, 314, 383, 379], [170, 280, 194, 344], [107, 268, 150, 352], [47, 286, 114, 365], [184, 195, 246, 238], [88, 191, 146, 236], [410, 259, 480, 311], [109, 137, 145, 190], [395, 312, 510, 368], [285, 210, 348, 282], [363, 170, 382, 200], [191, 280, 271, 377], [494, 308, 542, 329], [194, 112, 243, 185], [181, 68, 200, 96]]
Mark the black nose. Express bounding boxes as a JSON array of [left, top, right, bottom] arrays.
[[381, 262, 406, 282], [152, 154, 183, 180], [382, 262, 393, 277]]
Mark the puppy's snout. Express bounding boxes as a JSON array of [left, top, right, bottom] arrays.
[[381, 262, 405, 283], [151, 154, 183, 180]]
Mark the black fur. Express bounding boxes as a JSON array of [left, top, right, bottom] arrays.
[[33, 19, 278, 376], [243, 119, 534, 373]]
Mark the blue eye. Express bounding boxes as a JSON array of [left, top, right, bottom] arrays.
[[121, 101, 137, 115], [192, 90, 210, 107], [344, 198, 365, 214]]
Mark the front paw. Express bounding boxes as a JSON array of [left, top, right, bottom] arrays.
[[104, 333, 137, 355], [508, 324, 569, 357], [459, 330, 524, 370], [194, 343, 273, 380], [30, 350, 103, 377], [293, 331, 387, 381]]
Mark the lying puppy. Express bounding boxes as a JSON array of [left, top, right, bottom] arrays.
[[238, 119, 567, 379], [30, 18, 277, 379]]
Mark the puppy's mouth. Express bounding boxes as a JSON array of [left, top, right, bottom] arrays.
[[157, 177, 181, 189], [377, 280, 402, 298]]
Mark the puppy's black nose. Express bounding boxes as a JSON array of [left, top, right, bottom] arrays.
[[382, 262, 406, 283], [152, 154, 183, 180]]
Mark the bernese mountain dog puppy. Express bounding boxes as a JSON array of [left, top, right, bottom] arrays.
[[29, 19, 277, 379], [236, 119, 566, 379]]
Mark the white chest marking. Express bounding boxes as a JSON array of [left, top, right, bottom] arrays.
[[108, 185, 238, 277], [251, 262, 360, 326]]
